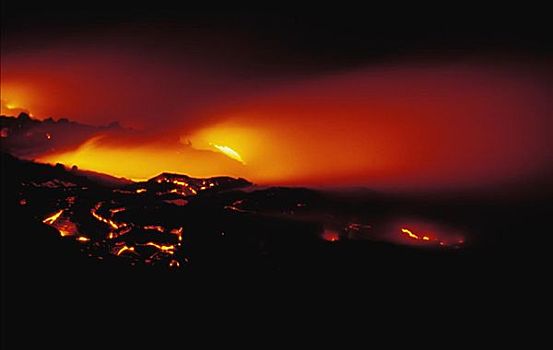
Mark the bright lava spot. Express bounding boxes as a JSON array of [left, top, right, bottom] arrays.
[[210, 143, 245, 164], [169, 259, 180, 268], [321, 229, 340, 242]]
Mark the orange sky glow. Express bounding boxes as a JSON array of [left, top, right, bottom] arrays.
[[1, 48, 551, 191]]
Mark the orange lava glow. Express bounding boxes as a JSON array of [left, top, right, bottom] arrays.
[[107, 226, 132, 240], [42, 209, 79, 237], [42, 209, 64, 225], [1, 96, 32, 116], [399, 226, 462, 247], [144, 225, 165, 233], [321, 230, 340, 242], [401, 228, 421, 240], [170, 227, 183, 241], [115, 245, 136, 256], [110, 207, 126, 214], [144, 242, 175, 254], [38, 135, 245, 181], [169, 260, 180, 268], [91, 204, 126, 230]]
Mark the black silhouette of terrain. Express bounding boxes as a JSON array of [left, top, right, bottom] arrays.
[[1, 113, 125, 159], [1, 150, 548, 345]]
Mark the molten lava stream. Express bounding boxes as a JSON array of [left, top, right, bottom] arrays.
[[42, 209, 64, 225], [90, 202, 127, 230], [399, 226, 464, 247]]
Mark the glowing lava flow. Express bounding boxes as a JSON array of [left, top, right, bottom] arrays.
[[107, 226, 132, 239], [156, 177, 198, 195], [144, 242, 176, 254], [42, 209, 64, 224], [210, 143, 245, 164], [401, 228, 430, 241], [170, 227, 183, 241], [110, 207, 126, 214], [91, 203, 126, 230], [115, 245, 136, 256], [144, 225, 165, 233], [42, 209, 78, 237], [399, 227, 460, 246]]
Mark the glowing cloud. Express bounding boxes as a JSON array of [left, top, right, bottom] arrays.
[[5, 47, 549, 192], [1, 98, 31, 116], [38, 134, 246, 181]]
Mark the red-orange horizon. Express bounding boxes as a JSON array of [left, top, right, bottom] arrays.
[[2, 49, 551, 191]]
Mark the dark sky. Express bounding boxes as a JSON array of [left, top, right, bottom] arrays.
[[2, 2, 550, 70]]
